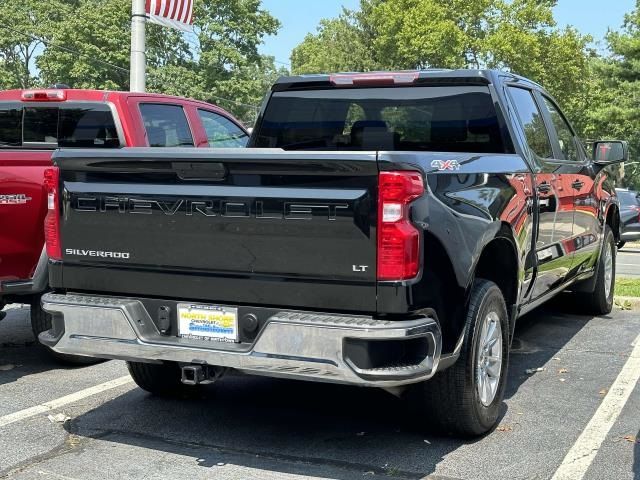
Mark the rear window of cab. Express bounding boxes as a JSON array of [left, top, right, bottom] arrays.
[[0, 102, 120, 148], [254, 86, 513, 154]]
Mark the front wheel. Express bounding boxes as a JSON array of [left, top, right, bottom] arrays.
[[406, 279, 509, 437], [30, 296, 104, 365], [575, 226, 616, 315]]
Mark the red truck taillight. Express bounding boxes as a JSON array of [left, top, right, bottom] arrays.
[[377, 171, 424, 281], [43, 167, 62, 261]]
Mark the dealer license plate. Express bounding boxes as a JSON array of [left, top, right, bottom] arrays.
[[177, 303, 238, 343]]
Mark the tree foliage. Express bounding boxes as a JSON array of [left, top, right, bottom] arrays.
[[0, 0, 281, 125], [291, 0, 592, 126], [0, 0, 74, 89], [584, 1, 640, 189]]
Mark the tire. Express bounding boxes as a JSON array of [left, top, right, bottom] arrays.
[[617, 241, 626, 249], [406, 279, 509, 437], [30, 296, 104, 366], [127, 361, 191, 396], [575, 226, 616, 315]]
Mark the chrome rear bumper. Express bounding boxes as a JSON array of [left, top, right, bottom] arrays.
[[41, 293, 442, 388]]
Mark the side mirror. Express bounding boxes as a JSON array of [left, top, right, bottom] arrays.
[[593, 140, 629, 165]]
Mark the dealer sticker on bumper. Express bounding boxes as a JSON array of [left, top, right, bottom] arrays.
[[177, 303, 238, 343]]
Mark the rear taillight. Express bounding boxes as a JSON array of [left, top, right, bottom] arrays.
[[377, 171, 424, 281], [43, 167, 61, 261]]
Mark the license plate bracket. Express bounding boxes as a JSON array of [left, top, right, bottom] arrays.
[[177, 303, 238, 343]]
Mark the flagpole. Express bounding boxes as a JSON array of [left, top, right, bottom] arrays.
[[130, 0, 146, 92]]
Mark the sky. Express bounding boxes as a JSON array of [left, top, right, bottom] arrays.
[[259, 0, 638, 67]]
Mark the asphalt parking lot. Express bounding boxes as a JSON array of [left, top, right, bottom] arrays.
[[618, 245, 640, 278], [0, 300, 639, 480]]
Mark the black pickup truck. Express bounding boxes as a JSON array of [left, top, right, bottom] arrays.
[[40, 70, 627, 436]]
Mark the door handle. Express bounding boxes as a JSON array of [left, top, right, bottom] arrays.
[[571, 180, 585, 191], [172, 162, 227, 181], [537, 182, 552, 194]]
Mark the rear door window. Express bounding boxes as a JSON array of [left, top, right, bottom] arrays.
[[540, 96, 579, 161], [254, 86, 511, 153], [139, 104, 194, 147], [0, 102, 120, 148], [197, 109, 248, 148], [507, 87, 553, 159]]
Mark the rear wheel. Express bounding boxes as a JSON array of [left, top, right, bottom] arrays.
[[30, 295, 104, 365], [127, 361, 191, 396], [406, 279, 509, 437]]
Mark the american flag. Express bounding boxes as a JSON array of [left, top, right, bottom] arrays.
[[145, 0, 194, 32]]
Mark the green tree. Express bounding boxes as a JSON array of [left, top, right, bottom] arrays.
[[37, 0, 135, 89], [291, 0, 591, 130], [31, 0, 280, 123], [584, 2, 640, 189], [291, 11, 376, 74], [0, 0, 74, 89]]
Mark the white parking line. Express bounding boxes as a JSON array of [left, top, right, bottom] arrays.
[[0, 376, 132, 429], [551, 332, 640, 480]]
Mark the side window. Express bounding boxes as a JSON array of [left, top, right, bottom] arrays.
[[139, 104, 194, 147], [197, 110, 248, 148], [541, 97, 578, 161], [508, 87, 553, 159]]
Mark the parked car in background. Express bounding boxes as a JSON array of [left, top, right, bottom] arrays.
[[615, 188, 640, 248], [0, 87, 248, 363], [39, 70, 626, 436]]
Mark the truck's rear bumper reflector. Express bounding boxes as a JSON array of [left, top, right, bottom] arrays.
[[41, 293, 442, 388]]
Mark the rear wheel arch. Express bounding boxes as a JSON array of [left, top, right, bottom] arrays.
[[472, 225, 519, 339], [419, 232, 466, 353], [421, 225, 519, 354]]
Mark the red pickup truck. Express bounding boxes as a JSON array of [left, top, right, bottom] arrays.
[[0, 88, 249, 362]]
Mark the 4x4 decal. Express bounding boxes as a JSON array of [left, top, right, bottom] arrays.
[[430, 159, 461, 171]]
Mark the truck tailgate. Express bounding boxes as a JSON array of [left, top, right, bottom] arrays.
[[53, 149, 378, 312]]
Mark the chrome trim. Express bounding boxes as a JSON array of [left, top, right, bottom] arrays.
[[42, 293, 442, 388], [604, 240, 614, 299], [476, 311, 503, 407]]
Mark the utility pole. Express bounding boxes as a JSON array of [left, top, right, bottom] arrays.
[[130, 0, 146, 92]]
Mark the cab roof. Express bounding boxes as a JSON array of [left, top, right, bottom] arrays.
[[0, 89, 222, 110], [272, 69, 542, 92]]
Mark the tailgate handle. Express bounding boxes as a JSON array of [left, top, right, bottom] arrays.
[[173, 162, 227, 181]]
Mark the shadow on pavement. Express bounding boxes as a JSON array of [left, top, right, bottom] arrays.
[[60, 304, 598, 479], [504, 295, 596, 400], [0, 305, 88, 386]]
